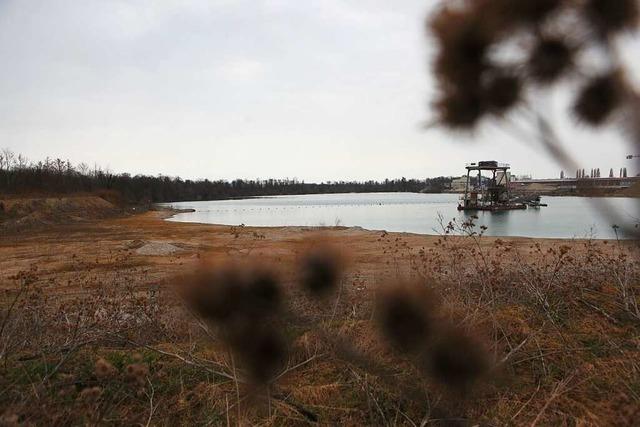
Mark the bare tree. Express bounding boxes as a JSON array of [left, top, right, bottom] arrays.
[[16, 154, 29, 170], [1, 148, 15, 171]]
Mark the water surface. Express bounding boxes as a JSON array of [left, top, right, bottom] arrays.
[[163, 193, 639, 239]]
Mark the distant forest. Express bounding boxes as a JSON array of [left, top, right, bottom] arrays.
[[0, 149, 452, 203]]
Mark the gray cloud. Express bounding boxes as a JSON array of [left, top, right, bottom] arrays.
[[0, 0, 637, 181]]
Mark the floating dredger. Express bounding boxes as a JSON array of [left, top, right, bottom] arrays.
[[458, 161, 533, 211]]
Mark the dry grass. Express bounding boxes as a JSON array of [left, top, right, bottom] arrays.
[[1, 212, 639, 425]]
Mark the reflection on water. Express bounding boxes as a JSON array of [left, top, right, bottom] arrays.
[[163, 193, 639, 239]]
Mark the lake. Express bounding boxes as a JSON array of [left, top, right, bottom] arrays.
[[162, 193, 639, 239]]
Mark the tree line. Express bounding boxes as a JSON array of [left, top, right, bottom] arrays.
[[0, 149, 452, 203]]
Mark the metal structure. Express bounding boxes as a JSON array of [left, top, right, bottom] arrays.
[[458, 161, 526, 211]]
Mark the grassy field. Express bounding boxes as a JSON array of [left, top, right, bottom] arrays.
[[1, 204, 639, 425]]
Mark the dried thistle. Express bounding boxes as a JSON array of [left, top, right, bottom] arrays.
[[237, 325, 287, 384], [584, 0, 640, 36], [430, 6, 493, 88], [94, 357, 117, 380], [78, 386, 103, 403], [181, 262, 287, 384], [0, 412, 19, 427], [528, 37, 574, 83], [502, 0, 564, 25], [434, 88, 485, 129], [125, 363, 149, 387], [426, 328, 488, 388], [299, 247, 342, 297], [484, 71, 522, 114], [184, 263, 282, 317], [182, 267, 245, 322], [244, 267, 282, 318], [573, 71, 624, 126], [377, 283, 435, 353]]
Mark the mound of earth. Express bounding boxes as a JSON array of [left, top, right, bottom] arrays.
[[0, 196, 119, 231], [134, 242, 183, 256]]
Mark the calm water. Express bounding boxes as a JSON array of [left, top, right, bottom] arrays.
[[163, 193, 639, 239]]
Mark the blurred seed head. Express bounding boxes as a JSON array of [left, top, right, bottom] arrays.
[[125, 363, 149, 387], [483, 71, 522, 114], [428, 0, 640, 133], [501, 0, 564, 25], [428, 3, 538, 129], [299, 246, 342, 297], [180, 261, 287, 384], [584, 0, 639, 36], [573, 71, 625, 126], [377, 283, 435, 354], [94, 358, 117, 380], [183, 267, 245, 322], [78, 386, 102, 403], [181, 262, 282, 322], [244, 267, 282, 317], [528, 37, 574, 83], [237, 325, 287, 384], [426, 328, 489, 388], [0, 412, 19, 426], [434, 88, 485, 129], [430, 6, 493, 88]]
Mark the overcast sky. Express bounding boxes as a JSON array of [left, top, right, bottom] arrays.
[[1, 0, 638, 181]]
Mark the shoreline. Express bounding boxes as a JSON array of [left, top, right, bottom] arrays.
[[163, 217, 622, 241], [158, 206, 636, 241], [156, 191, 639, 205], [0, 209, 593, 288], [3, 208, 629, 292]]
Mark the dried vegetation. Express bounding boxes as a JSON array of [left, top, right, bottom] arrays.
[[1, 217, 639, 425], [429, 0, 640, 130]]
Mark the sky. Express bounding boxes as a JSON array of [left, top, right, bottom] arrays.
[[0, 0, 638, 182]]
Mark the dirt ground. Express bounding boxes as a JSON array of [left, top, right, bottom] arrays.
[[0, 208, 568, 293], [1, 208, 639, 425]]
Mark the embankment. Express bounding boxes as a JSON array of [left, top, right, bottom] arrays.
[[0, 195, 121, 232]]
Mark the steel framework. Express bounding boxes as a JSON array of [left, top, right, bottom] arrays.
[[458, 161, 526, 211]]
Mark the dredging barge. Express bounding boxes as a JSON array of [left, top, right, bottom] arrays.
[[458, 161, 528, 211]]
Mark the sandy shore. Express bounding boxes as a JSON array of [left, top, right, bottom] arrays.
[[0, 209, 571, 292]]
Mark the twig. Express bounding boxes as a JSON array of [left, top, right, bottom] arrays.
[[230, 352, 241, 424], [273, 351, 322, 382], [350, 367, 388, 425], [225, 394, 230, 427], [145, 377, 156, 427], [578, 298, 618, 324], [511, 381, 541, 422], [111, 334, 235, 381], [499, 336, 530, 366], [530, 374, 574, 427]]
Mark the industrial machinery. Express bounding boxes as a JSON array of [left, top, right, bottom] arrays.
[[458, 161, 527, 211]]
